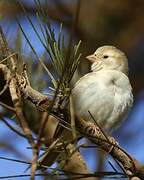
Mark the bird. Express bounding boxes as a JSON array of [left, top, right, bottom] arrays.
[[72, 45, 133, 132]]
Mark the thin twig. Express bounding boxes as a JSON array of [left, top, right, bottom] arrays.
[[0, 52, 17, 63], [0, 156, 30, 165], [1, 117, 26, 138], [0, 101, 15, 113]]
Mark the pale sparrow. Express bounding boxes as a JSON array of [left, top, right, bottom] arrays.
[[72, 46, 133, 132]]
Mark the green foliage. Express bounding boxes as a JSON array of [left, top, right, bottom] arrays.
[[17, 0, 81, 91]]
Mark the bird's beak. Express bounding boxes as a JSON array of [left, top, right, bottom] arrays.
[[86, 54, 96, 63]]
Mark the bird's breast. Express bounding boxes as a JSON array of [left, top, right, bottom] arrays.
[[72, 70, 133, 131]]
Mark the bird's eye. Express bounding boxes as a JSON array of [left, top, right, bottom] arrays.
[[103, 55, 108, 59]]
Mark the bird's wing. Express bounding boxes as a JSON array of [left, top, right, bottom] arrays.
[[72, 72, 115, 124]]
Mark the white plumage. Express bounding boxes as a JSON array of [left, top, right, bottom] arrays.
[[72, 46, 133, 132]]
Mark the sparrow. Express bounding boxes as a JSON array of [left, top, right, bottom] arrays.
[[72, 45, 133, 132]]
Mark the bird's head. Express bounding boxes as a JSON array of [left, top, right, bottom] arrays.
[[86, 45, 129, 75]]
